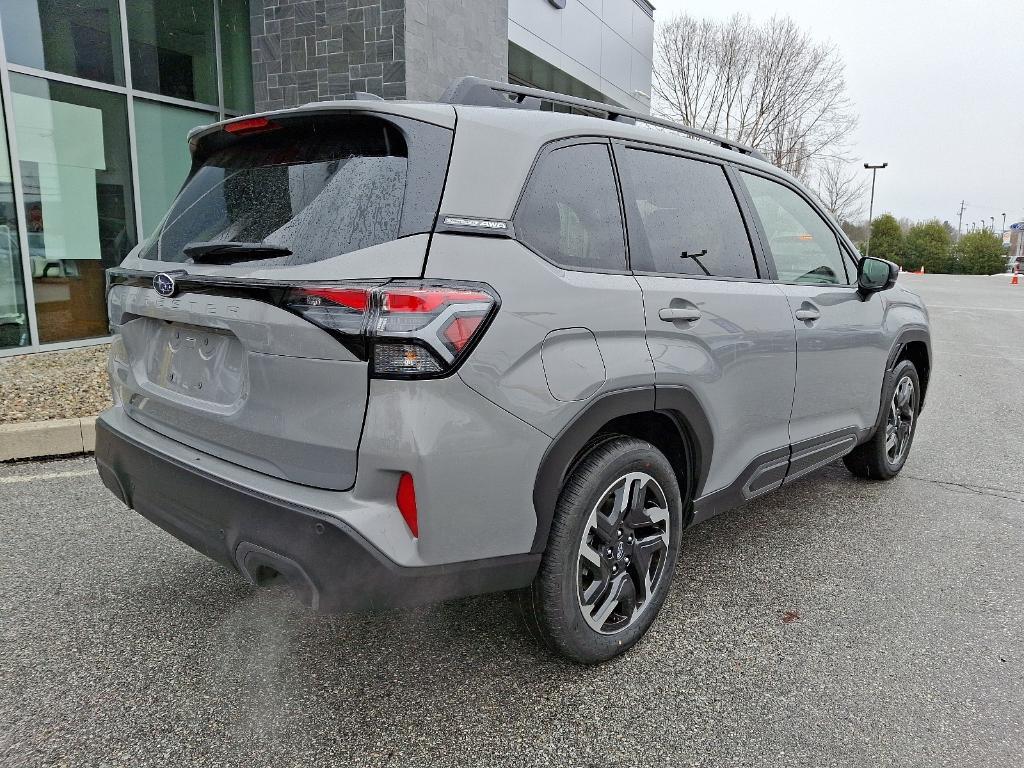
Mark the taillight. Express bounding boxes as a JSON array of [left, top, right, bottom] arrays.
[[282, 280, 498, 378], [283, 285, 372, 336]]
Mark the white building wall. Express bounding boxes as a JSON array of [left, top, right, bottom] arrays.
[[508, 0, 654, 113]]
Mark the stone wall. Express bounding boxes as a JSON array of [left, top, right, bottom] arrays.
[[249, 0, 506, 112], [250, 0, 407, 111]]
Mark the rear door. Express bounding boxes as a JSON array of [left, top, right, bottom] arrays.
[[614, 143, 797, 500], [107, 109, 454, 490], [737, 170, 888, 461]]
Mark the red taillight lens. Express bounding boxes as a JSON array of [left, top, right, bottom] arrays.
[[281, 280, 497, 378], [224, 117, 279, 135], [440, 315, 485, 353], [284, 285, 373, 336], [373, 281, 496, 375], [300, 287, 370, 312], [396, 472, 418, 538], [383, 288, 492, 313]]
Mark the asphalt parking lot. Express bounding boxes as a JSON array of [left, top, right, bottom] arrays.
[[2, 274, 1022, 767]]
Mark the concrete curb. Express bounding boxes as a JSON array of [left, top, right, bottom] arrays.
[[0, 416, 98, 461]]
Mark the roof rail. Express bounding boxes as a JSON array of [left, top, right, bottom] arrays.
[[440, 76, 767, 162]]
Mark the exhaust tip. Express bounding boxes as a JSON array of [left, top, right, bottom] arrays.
[[234, 541, 320, 610]]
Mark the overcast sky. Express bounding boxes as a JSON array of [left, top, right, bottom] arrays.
[[652, 0, 1024, 227]]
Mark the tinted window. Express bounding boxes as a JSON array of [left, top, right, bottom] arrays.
[[516, 143, 625, 271], [621, 149, 757, 279], [742, 172, 851, 285], [141, 115, 450, 265]]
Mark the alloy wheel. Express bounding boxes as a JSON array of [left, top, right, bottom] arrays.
[[885, 376, 916, 464], [576, 472, 671, 635]]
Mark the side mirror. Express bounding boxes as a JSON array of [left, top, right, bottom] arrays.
[[858, 256, 898, 294]]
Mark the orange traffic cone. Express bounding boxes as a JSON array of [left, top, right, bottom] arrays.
[[1012, 273, 1019, 286]]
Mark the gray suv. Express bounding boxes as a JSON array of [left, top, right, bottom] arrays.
[[95, 78, 931, 663]]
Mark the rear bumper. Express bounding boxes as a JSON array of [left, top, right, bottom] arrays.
[[94, 415, 539, 612]]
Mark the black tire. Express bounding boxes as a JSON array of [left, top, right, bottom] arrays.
[[843, 359, 921, 480], [515, 436, 683, 664]]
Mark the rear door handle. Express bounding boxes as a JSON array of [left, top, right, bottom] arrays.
[[794, 307, 821, 322], [659, 307, 702, 323]]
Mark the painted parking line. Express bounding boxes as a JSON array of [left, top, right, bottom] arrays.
[[938, 353, 1024, 363], [0, 469, 96, 485], [927, 304, 1024, 313]]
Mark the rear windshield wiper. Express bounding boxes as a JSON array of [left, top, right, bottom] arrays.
[[183, 241, 292, 264]]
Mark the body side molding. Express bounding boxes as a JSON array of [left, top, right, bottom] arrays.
[[691, 426, 860, 525]]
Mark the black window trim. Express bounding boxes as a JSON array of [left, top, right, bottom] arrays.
[[610, 139, 773, 284], [510, 136, 632, 276], [732, 164, 863, 290]]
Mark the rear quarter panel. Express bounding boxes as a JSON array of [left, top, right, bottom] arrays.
[[424, 234, 655, 438]]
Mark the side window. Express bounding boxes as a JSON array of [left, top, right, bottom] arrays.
[[620, 148, 758, 279], [741, 172, 852, 285], [515, 143, 625, 271]]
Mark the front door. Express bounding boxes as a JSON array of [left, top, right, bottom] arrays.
[[614, 144, 797, 500], [738, 171, 889, 457]]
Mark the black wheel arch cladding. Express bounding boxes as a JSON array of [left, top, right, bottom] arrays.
[[530, 386, 712, 553]]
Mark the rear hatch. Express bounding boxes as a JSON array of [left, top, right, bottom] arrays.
[[106, 106, 455, 490]]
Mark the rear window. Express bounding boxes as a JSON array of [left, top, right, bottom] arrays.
[[514, 143, 626, 272], [620, 148, 758, 279], [139, 114, 452, 265]]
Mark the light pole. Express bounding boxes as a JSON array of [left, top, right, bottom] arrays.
[[990, 217, 995, 232], [863, 162, 888, 257], [1002, 213, 1007, 237]]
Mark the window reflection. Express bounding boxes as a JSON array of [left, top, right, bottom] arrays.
[[11, 74, 136, 344], [220, 0, 255, 112], [127, 0, 217, 104], [134, 100, 216, 237], [0, 90, 28, 350], [0, 0, 125, 85]]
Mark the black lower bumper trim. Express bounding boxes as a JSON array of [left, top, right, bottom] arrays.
[[94, 417, 540, 612]]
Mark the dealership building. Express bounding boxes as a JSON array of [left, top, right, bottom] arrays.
[[0, 0, 654, 356]]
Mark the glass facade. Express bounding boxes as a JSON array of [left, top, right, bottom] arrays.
[[126, 0, 217, 104], [134, 100, 216, 236], [0, 0, 125, 85], [0, 0, 253, 353], [0, 89, 27, 349]]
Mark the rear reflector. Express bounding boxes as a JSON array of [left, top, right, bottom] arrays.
[[396, 472, 418, 538], [224, 117, 279, 135]]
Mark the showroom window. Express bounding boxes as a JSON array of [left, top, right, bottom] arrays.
[[0, 1, 253, 354], [219, 0, 253, 113], [0, 0, 126, 86], [126, 0, 217, 105], [10, 74, 136, 343], [0, 89, 28, 350], [134, 100, 215, 237]]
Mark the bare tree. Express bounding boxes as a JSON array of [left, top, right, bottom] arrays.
[[653, 14, 858, 179], [811, 158, 868, 223]]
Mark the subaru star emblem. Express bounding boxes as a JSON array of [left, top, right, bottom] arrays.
[[153, 272, 177, 297]]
